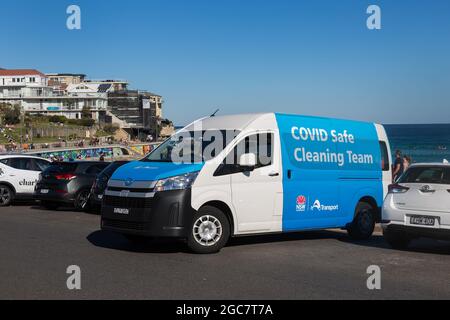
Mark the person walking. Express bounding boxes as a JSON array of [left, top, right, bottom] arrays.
[[392, 150, 404, 182]]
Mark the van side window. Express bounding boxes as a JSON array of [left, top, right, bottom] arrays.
[[379, 141, 389, 171], [214, 133, 274, 176]]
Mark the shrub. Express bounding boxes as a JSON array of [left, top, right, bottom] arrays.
[[102, 124, 120, 134], [67, 118, 95, 127], [48, 115, 68, 124]]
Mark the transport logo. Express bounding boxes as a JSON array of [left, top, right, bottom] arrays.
[[311, 199, 339, 212], [296, 195, 307, 212], [125, 178, 134, 187], [0, 168, 4, 177]]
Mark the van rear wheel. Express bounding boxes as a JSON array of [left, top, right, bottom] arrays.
[[187, 206, 230, 254], [347, 202, 376, 240]]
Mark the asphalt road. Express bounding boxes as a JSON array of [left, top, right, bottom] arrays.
[[0, 204, 449, 300]]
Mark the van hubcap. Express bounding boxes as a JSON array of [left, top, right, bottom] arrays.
[[0, 187, 11, 205], [193, 215, 222, 246]]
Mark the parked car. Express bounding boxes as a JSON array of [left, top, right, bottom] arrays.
[[382, 163, 450, 249], [0, 155, 52, 206], [34, 161, 109, 210], [87, 161, 129, 212]]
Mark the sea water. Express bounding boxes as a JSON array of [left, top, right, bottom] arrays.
[[384, 124, 450, 163]]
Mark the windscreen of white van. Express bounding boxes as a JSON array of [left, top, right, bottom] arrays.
[[143, 130, 240, 163]]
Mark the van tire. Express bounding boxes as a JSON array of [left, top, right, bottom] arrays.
[[187, 206, 230, 254], [0, 184, 14, 207], [347, 202, 375, 240], [383, 228, 412, 250], [41, 201, 59, 210]]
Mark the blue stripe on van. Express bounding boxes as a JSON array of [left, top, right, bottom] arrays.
[[275, 114, 383, 231]]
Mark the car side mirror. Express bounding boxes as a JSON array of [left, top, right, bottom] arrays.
[[239, 153, 257, 172]]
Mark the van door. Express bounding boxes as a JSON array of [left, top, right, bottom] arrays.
[[216, 132, 282, 233], [275, 114, 341, 231]]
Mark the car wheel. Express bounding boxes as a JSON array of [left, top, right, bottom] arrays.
[[383, 228, 412, 250], [41, 201, 59, 210], [347, 202, 376, 240], [187, 206, 230, 254], [75, 190, 90, 211], [0, 185, 13, 207]]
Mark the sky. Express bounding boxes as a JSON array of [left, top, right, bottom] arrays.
[[1, 0, 449, 125]]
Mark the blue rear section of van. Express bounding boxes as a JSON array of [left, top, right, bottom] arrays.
[[275, 114, 383, 231]]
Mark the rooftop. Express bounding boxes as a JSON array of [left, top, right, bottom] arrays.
[[0, 69, 46, 77]]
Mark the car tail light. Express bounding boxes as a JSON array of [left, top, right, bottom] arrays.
[[55, 173, 77, 181], [388, 184, 410, 194]]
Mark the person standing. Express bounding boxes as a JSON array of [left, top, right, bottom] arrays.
[[403, 155, 411, 172], [392, 150, 404, 182]]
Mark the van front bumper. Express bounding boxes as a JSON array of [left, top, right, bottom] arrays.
[[101, 189, 195, 238]]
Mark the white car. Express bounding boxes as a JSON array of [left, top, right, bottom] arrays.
[[382, 163, 450, 249], [0, 154, 52, 206]]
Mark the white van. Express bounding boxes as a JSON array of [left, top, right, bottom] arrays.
[[101, 113, 392, 253]]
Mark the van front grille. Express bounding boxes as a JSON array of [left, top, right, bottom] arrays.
[[102, 219, 148, 231], [103, 196, 153, 208]]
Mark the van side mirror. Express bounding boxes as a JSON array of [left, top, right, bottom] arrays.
[[239, 153, 257, 171]]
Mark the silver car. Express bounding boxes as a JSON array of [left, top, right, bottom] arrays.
[[382, 163, 450, 249]]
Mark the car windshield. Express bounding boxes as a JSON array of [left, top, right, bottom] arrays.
[[398, 166, 450, 184], [143, 130, 240, 163]]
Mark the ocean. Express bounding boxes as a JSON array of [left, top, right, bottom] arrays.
[[384, 124, 450, 163]]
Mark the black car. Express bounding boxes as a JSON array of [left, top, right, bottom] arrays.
[[88, 161, 129, 212], [35, 161, 109, 210]]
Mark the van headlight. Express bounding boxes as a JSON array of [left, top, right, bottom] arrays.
[[154, 172, 199, 192]]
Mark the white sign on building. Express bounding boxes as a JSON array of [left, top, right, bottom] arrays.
[[142, 99, 151, 110]]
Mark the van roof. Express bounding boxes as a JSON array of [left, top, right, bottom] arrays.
[[183, 112, 380, 131], [184, 113, 270, 131]]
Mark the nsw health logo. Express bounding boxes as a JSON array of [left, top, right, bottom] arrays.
[[296, 195, 307, 212]]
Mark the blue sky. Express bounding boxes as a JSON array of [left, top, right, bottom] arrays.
[[1, 0, 449, 125]]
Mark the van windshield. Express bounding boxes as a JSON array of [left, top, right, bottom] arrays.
[[143, 130, 240, 163]]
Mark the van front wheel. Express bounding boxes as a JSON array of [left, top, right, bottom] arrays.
[[347, 202, 375, 240], [187, 206, 230, 254]]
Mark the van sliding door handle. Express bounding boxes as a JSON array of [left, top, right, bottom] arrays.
[[287, 170, 292, 179], [268, 172, 279, 177]]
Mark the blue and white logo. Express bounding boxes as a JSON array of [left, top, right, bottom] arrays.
[[310, 199, 339, 212]]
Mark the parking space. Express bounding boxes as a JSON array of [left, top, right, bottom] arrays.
[[1, 204, 449, 300]]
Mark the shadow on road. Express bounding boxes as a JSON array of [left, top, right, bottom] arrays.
[[228, 229, 349, 247], [87, 230, 189, 254], [338, 234, 450, 255], [87, 227, 450, 255]]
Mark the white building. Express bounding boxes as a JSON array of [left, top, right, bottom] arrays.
[[0, 69, 108, 120]]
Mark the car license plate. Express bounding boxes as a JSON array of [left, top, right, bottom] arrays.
[[114, 208, 129, 215], [410, 216, 435, 226], [40, 189, 49, 194]]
